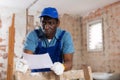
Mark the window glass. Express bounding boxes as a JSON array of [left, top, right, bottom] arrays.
[[87, 19, 103, 51]]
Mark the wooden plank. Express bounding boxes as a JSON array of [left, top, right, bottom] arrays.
[[82, 65, 93, 80], [14, 66, 93, 80], [59, 70, 84, 80], [6, 14, 15, 80], [58, 65, 93, 80]]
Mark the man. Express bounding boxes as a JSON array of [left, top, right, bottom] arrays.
[[23, 7, 74, 75]]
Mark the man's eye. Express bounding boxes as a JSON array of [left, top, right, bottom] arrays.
[[42, 21, 45, 23], [42, 21, 56, 26], [42, 21, 46, 25], [48, 22, 53, 25]]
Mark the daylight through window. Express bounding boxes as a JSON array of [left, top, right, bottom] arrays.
[[87, 19, 103, 51]]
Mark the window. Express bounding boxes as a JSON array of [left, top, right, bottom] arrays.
[[87, 19, 103, 51]]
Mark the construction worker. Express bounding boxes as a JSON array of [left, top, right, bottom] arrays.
[[23, 7, 75, 75]]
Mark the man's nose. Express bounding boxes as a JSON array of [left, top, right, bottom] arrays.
[[44, 24, 50, 29]]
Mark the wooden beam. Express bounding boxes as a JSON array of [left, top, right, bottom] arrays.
[[58, 65, 93, 80], [82, 65, 93, 80], [6, 14, 15, 80]]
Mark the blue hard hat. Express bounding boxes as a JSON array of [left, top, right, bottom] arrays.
[[39, 7, 59, 18]]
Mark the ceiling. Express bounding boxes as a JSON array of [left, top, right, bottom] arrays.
[[0, 0, 119, 16]]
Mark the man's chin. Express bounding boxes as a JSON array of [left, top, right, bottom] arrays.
[[45, 32, 51, 36]]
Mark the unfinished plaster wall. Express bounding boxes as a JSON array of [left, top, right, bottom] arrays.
[[0, 7, 26, 80], [81, 1, 120, 72]]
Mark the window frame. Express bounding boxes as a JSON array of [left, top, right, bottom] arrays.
[[87, 19, 104, 52]]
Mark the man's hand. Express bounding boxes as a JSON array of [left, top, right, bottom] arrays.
[[15, 58, 29, 73], [51, 62, 65, 75]]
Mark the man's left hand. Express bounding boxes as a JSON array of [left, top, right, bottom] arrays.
[[51, 62, 65, 75]]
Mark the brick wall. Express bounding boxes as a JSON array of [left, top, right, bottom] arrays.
[[59, 14, 83, 69], [0, 7, 26, 80], [0, 1, 120, 79], [81, 1, 120, 72], [0, 10, 11, 80]]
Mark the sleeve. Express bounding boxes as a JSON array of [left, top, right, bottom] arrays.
[[23, 31, 38, 52], [62, 32, 75, 54]]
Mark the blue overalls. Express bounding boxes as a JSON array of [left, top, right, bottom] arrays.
[[31, 29, 65, 72]]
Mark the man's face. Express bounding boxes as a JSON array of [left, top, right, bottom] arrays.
[[40, 16, 59, 37]]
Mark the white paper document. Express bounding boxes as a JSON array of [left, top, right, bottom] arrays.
[[23, 53, 53, 69]]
